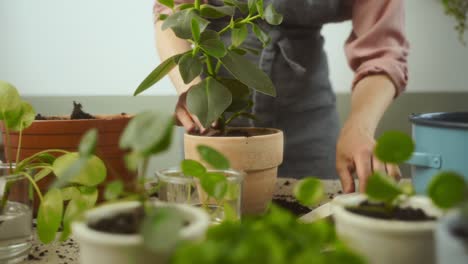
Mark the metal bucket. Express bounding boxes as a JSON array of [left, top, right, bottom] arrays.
[[408, 112, 468, 193]]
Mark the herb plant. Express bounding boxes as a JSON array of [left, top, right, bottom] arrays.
[[134, 0, 282, 134], [0, 80, 107, 244], [441, 0, 468, 44]]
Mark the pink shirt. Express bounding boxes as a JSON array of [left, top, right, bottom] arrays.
[[154, 0, 409, 95]]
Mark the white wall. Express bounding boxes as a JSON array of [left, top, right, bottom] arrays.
[[1, 0, 467, 96]]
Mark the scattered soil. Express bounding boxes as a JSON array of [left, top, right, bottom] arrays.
[[272, 195, 312, 216], [346, 200, 436, 221], [88, 206, 145, 235], [35, 101, 96, 120], [452, 226, 468, 241]]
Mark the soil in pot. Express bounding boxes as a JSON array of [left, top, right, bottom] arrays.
[[272, 195, 312, 217], [35, 101, 96, 120], [346, 200, 436, 221], [88, 206, 145, 235], [452, 225, 468, 241], [189, 128, 277, 137]]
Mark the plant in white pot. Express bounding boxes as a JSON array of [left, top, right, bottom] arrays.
[[332, 131, 442, 264], [72, 111, 210, 264], [134, 0, 284, 215]]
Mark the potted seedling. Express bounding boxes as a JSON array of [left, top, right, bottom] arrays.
[[426, 171, 468, 264], [170, 177, 365, 264], [332, 131, 442, 264], [72, 111, 211, 264], [0, 82, 108, 262], [134, 0, 284, 214], [0, 80, 136, 200]]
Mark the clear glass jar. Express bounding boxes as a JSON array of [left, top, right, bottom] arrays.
[[0, 164, 33, 264]]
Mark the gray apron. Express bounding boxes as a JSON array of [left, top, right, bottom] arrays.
[[209, 0, 352, 179]]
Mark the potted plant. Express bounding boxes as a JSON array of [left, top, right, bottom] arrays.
[[426, 171, 468, 264], [134, 0, 284, 215], [332, 131, 442, 264], [0, 80, 136, 202], [440, 0, 467, 44], [72, 111, 211, 264], [0, 81, 108, 262]]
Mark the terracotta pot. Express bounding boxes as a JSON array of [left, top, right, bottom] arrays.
[[1, 115, 136, 209], [184, 128, 283, 215]]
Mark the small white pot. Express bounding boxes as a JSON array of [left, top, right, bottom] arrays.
[[332, 194, 441, 264], [436, 210, 468, 264], [72, 201, 210, 264]]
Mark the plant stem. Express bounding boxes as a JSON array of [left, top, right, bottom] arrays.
[[205, 57, 214, 75], [194, 0, 201, 9], [20, 172, 43, 203], [15, 125, 23, 165], [214, 60, 222, 74], [218, 14, 262, 35], [138, 159, 149, 193], [3, 126, 13, 170]]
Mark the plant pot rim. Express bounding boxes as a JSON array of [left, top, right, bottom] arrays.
[[332, 193, 441, 233], [156, 168, 245, 185], [72, 201, 210, 246], [184, 127, 283, 139]]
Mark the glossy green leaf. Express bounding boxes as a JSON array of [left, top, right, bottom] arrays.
[[200, 4, 235, 19], [248, 0, 258, 15], [251, 24, 271, 47], [181, 159, 206, 178], [158, 0, 174, 9], [199, 30, 227, 58], [293, 178, 324, 207], [374, 131, 415, 164], [264, 4, 283, 25], [104, 180, 125, 201], [37, 188, 63, 244], [142, 207, 185, 252], [256, 0, 264, 17], [223, 0, 249, 14], [219, 78, 251, 112], [6, 101, 36, 132], [366, 172, 403, 203], [78, 129, 98, 157], [60, 197, 88, 241], [78, 186, 99, 207], [179, 53, 203, 84], [220, 50, 276, 96], [162, 9, 209, 39], [52, 153, 107, 187], [197, 145, 230, 169], [191, 18, 200, 42], [0, 80, 22, 123], [186, 77, 232, 127], [60, 186, 80, 201], [134, 53, 185, 96], [427, 171, 467, 209], [199, 172, 228, 200], [231, 24, 248, 47]]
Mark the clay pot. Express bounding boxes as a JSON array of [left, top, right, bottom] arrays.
[[1, 115, 135, 208], [184, 128, 283, 215]]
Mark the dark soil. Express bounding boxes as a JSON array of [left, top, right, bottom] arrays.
[[452, 226, 468, 241], [35, 101, 96, 120], [346, 200, 436, 221], [272, 195, 312, 216], [88, 206, 144, 235], [190, 128, 276, 137]]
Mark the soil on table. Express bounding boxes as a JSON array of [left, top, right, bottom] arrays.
[[35, 101, 96, 120], [272, 195, 312, 216], [88, 206, 145, 235], [346, 200, 436, 221]]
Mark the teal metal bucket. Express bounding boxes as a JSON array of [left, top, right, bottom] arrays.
[[408, 112, 468, 193]]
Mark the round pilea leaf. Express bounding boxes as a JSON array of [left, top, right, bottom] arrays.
[[199, 172, 228, 200], [181, 159, 206, 178], [104, 180, 124, 201], [366, 172, 403, 203], [293, 178, 324, 207], [37, 188, 63, 244], [427, 171, 466, 209], [374, 131, 414, 164], [52, 153, 106, 187], [197, 145, 230, 170]]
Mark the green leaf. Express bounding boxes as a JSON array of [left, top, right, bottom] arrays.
[[251, 24, 271, 47], [186, 77, 232, 127], [248, 0, 258, 15], [6, 100, 36, 132], [162, 9, 209, 39], [199, 30, 227, 58], [191, 18, 200, 42], [374, 131, 415, 164], [256, 0, 264, 17], [264, 4, 283, 25], [220, 50, 276, 96], [119, 111, 174, 157], [177, 3, 195, 11], [179, 53, 203, 84], [231, 24, 248, 47], [223, 0, 249, 14], [366, 172, 403, 203], [0, 80, 22, 123], [60, 187, 80, 201], [142, 207, 185, 252], [37, 188, 63, 244], [52, 153, 107, 187], [33, 168, 53, 182], [158, 14, 169, 21], [231, 47, 247, 55], [78, 129, 98, 157], [78, 186, 99, 207], [196, 145, 230, 170], [200, 4, 236, 19], [219, 78, 251, 112], [134, 53, 185, 96], [293, 178, 324, 207], [199, 172, 228, 200], [158, 0, 174, 9], [60, 197, 88, 241], [427, 171, 467, 209], [104, 180, 125, 201], [181, 159, 206, 178]]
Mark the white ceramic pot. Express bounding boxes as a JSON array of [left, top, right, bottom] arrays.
[[72, 201, 210, 264], [332, 194, 441, 264], [436, 210, 468, 264]]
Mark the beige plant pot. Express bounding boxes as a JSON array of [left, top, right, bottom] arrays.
[[184, 128, 284, 215]]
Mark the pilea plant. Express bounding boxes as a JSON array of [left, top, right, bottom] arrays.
[[134, 0, 282, 134], [0, 80, 107, 244], [441, 0, 468, 44]]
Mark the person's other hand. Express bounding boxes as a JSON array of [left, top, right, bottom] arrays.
[[336, 117, 401, 193], [174, 91, 205, 133]]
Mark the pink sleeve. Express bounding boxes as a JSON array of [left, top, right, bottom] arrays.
[[345, 0, 409, 96]]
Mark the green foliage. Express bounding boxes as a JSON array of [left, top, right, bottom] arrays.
[[37, 188, 63, 244], [104, 180, 125, 201], [199, 172, 228, 200], [427, 171, 467, 209], [374, 131, 414, 164], [181, 159, 206, 178], [196, 145, 230, 169], [441, 0, 468, 44], [366, 172, 403, 203], [78, 129, 98, 157], [52, 153, 107, 187], [293, 178, 324, 207]]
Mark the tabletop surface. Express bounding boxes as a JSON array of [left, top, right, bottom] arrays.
[[21, 179, 343, 264]]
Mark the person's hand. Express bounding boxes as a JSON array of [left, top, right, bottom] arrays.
[[336, 116, 401, 193], [174, 91, 205, 133]]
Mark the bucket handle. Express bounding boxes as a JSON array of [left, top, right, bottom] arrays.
[[406, 152, 442, 169]]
